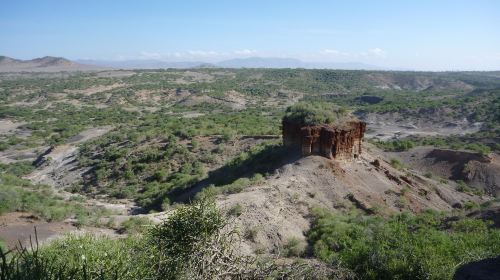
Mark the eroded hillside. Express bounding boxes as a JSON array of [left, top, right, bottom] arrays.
[[1, 69, 499, 279]]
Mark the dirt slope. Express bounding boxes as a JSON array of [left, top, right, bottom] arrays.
[[26, 127, 112, 188], [215, 147, 486, 255], [383, 147, 500, 197]]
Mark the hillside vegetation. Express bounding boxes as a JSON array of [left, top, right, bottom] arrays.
[[1, 69, 499, 279]]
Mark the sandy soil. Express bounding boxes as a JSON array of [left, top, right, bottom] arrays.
[[0, 212, 75, 249], [180, 111, 206, 118], [0, 119, 26, 135], [0, 119, 37, 163], [179, 92, 247, 110], [26, 126, 113, 187], [383, 147, 500, 197], [0, 147, 42, 164], [95, 70, 135, 78], [65, 83, 125, 96], [208, 146, 487, 254], [359, 112, 481, 140], [0, 212, 121, 250], [174, 71, 214, 84]]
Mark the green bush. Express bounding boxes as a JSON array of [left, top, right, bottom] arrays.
[[308, 209, 500, 280], [283, 101, 347, 125], [0, 238, 6, 252], [283, 237, 306, 257], [227, 203, 243, 217], [0, 161, 34, 177], [389, 158, 404, 170], [0, 173, 109, 222], [456, 180, 471, 193], [0, 198, 352, 279], [119, 216, 153, 234], [373, 139, 415, 152]]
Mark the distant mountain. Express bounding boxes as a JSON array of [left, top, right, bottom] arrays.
[[0, 56, 105, 72], [305, 61, 384, 70], [216, 57, 304, 68], [215, 57, 383, 70], [0, 55, 385, 71], [78, 57, 384, 70], [76, 59, 208, 69]]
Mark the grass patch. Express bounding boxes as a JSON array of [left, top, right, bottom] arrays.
[[389, 158, 404, 170]]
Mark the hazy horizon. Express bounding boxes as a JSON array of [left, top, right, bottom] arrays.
[[1, 0, 499, 71]]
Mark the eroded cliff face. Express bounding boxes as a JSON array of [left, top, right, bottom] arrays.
[[282, 120, 366, 160]]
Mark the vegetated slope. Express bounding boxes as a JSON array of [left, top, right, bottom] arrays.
[[212, 144, 485, 255], [0, 69, 499, 279], [364, 72, 474, 91], [0, 56, 105, 72], [383, 147, 500, 197], [0, 69, 498, 233]]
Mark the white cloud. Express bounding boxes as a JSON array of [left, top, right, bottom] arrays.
[[131, 49, 261, 61], [321, 49, 350, 56], [139, 51, 163, 59], [186, 50, 219, 57], [322, 49, 340, 54], [365, 48, 386, 57], [233, 49, 257, 55], [320, 48, 386, 58]]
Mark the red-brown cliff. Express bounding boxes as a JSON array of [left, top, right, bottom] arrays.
[[282, 120, 366, 160]]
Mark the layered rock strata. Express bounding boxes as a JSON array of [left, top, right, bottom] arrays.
[[282, 120, 366, 160]]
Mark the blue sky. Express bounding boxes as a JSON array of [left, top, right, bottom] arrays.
[[1, 0, 499, 70]]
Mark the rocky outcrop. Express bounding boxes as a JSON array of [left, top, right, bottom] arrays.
[[282, 120, 366, 160]]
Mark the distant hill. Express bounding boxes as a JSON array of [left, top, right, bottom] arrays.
[[0, 56, 106, 72], [216, 57, 304, 68], [76, 59, 208, 69], [0, 55, 386, 71], [216, 57, 383, 70], [77, 57, 384, 70]]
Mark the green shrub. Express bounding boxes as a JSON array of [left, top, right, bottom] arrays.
[[283, 237, 306, 257], [283, 101, 347, 125], [0, 161, 34, 176], [119, 217, 152, 234], [308, 209, 500, 280], [463, 201, 478, 211], [227, 203, 243, 217], [389, 158, 404, 170], [0, 142, 8, 151], [0, 170, 111, 223], [456, 180, 471, 193], [373, 139, 415, 152], [0, 238, 6, 252], [0, 198, 351, 279]]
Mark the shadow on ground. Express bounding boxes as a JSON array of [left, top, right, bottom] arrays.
[[454, 256, 500, 280], [169, 143, 300, 203]]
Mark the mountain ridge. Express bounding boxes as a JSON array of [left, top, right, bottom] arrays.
[[0, 55, 105, 72], [79, 56, 384, 70]]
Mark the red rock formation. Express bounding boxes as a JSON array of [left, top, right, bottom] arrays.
[[282, 120, 366, 160]]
